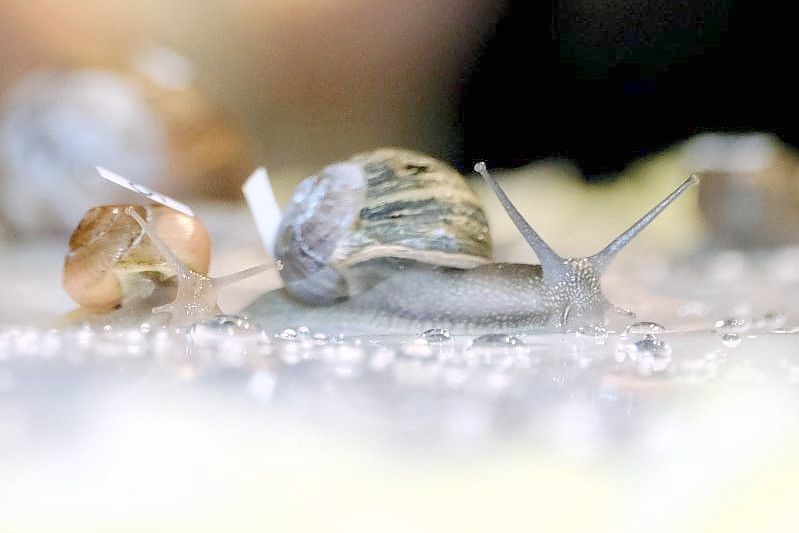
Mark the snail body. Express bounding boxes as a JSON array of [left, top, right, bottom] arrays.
[[246, 156, 698, 334], [249, 262, 551, 334]]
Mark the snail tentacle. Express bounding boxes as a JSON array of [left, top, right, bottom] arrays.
[[214, 262, 282, 288], [124, 207, 219, 324], [474, 162, 563, 277], [124, 206, 280, 326], [589, 174, 700, 273]]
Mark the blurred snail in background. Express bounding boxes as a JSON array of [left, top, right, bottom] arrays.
[[246, 149, 699, 334], [623, 132, 799, 249], [0, 43, 252, 238]]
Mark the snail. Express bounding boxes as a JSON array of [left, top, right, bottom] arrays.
[[621, 132, 799, 249], [63, 203, 271, 326], [0, 47, 252, 237], [244, 150, 699, 334]]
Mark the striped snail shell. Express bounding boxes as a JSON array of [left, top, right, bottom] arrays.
[[275, 148, 492, 304], [247, 161, 699, 335], [63, 204, 211, 312]]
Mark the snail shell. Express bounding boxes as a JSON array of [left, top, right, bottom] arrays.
[[275, 148, 492, 304], [622, 132, 799, 249], [690, 133, 799, 247], [63, 204, 210, 312]]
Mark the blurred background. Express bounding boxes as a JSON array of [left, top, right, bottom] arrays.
[[1, 0, 798, 255], [2, 0, 798, 297], [2, 0, 784, 200]]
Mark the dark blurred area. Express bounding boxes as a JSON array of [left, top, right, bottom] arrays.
[[462, 0, 794, 177]]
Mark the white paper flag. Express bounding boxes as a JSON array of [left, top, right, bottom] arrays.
[[96, 166, 195, 217], [242, 167, 281, 257]]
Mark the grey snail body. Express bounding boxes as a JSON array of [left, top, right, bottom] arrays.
[[249, 262, 567, 335], [246, 152, 698, 335]]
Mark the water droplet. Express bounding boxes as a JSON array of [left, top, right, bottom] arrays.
[[631, 335, 672, 376], [139, 322, 152, 334], [418, 328, 452, 343], [624, 321, 666, 336], [634, 335, 671, 357], [577, 324, 608, 339], [467, 334, 527, 367], [714, 317, 749, 333], [189, 315, 256, 337], [296, 326, 311, 337], [721, 333, 742, 348], [470, 333, 525, 348], [276, 328, 297, 340]]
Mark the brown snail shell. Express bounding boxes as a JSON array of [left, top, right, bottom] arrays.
[[63, 204, 211, 312], [274, 148, 493, 304]]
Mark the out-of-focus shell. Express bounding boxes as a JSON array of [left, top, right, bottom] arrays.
[[0, 49, 252, 237], [689, 133, 799, 247], [274, 148, 493, 304], [621, 132, 799, 249], [63, 204, 211, 312]]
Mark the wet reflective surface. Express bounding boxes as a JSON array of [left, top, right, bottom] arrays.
[[4, 244, 799, 531]]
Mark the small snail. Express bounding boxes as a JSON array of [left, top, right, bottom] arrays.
[[63, 203, 271, 326], [64, 204, 211, 314], [245, 150, 699, 334]]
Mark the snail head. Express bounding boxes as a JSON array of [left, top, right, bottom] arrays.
[[475, 162, 698, 328]]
